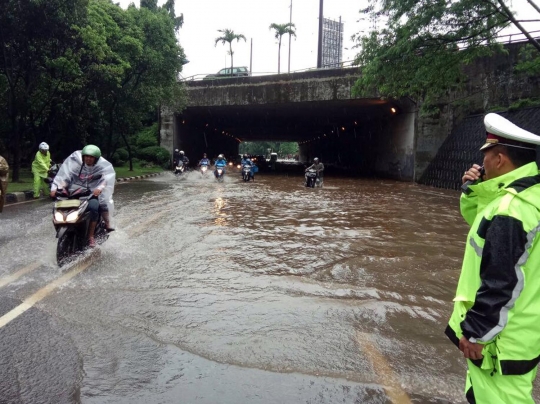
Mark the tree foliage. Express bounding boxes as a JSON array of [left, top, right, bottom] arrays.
[[269, 23, 296, 74], [0, 0, 187, 179], [215, 29, 246, 73], [352, 0, 540, 113]]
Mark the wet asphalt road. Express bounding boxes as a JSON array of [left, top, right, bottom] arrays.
[[1, 169, 538, 403]]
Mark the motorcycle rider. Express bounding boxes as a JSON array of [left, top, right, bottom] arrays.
[[32, 142, 51, 198], [0, 155, 8, 213], [305, 157, 324, 185], [241, 154, 256, 181], [173, 149, 181, 168], [214, 154, 227, 178], [50, 145, 115, 248], [198, 153, 211, 168]]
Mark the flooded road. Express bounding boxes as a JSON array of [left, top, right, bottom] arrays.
[[1, 170, 535, 403]]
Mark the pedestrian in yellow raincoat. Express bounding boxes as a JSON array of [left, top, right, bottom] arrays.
[[0, 155, 8, 212], [31, 142, 51, 198]]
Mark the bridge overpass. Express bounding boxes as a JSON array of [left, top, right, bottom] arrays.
[[161, 68, 417, 180]]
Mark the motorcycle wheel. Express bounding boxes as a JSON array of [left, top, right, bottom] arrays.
[[57, 231, 77, 267]]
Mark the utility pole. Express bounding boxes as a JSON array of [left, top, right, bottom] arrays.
[[338, 16, 342, 67], [317, 0, 323, 68], [250, 38, 253, 76], [288, 0, 292, 73]]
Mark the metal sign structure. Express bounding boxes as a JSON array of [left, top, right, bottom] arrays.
[[321, 17, 343, 69]]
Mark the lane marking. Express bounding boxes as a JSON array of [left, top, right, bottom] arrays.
[[1, 208, 170, 328], [0, 253, 97, 329], [0, 261, 42, 289], [355, 331, 412, 404]]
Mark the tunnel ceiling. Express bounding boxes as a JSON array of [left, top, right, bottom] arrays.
[[178, 98, 396, 142]]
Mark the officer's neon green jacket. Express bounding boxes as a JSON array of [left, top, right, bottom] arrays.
[[446, 162, 540, 375], [31, 151, 50, 178]]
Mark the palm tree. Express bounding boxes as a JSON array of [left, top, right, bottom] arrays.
[[269, 23, 296, 74], [215, 29, 246, 75]]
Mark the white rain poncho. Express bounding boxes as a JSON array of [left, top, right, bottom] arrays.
[[52, 150, 116, 213]]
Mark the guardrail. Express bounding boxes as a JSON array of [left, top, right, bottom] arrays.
[[180, 59, 358, 82], [180, 30, 540, 82]]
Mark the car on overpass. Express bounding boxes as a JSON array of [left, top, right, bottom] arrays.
[[204, 66, 249, 79]]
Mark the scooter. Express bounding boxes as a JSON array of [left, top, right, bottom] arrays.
[[44, 162, 61, 189], [199, 164, 209, 177], [174, 160, 186, 176], [241, 165, 252, 182], [53, 185, 109, 266], [305, 168, 322, 188], [214, 166, 225, 183]]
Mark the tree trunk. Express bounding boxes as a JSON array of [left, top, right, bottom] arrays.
[[121, 131, 134, 171], [278, 37, 282, 74], [157, 103, 161, 146], [229, 42, 234, 73]]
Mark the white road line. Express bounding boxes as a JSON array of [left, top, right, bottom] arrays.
[[0, 261, 42, 289], [355, 331, 412, 404]]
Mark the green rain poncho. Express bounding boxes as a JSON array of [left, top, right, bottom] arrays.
[[31, 151, 51, 178]]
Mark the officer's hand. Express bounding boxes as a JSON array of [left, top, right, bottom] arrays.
[[459, 336, 484, 360], [462, 164, 483, 185], [93, 188, 102, 197]]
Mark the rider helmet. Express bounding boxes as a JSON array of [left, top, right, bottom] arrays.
[[174, 149, 179, 152], [243, 154, 248, 159], [39, 142, 49, 151], [180, 150, 185, 155], [203, 153, 207, 157], [313, 157, 319, 162], [218, 154, 224, 159], [81, 144, 102, 162]]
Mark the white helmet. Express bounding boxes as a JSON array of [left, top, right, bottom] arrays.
[[180, 150, 185, 155], [218, 154, 224, 159], [39, 142, 49, 151], [313, 157, 319, 162], [174, 149, 179, 152]]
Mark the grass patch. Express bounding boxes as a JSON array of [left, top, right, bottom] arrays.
[[5, 164, 164, 194]]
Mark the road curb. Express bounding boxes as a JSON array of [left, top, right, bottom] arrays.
[[4, 172, 163, 205]]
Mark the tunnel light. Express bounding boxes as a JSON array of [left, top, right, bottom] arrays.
[[354, 121, 358, 125], [323, 134, 326, 137], [182, 120, 185, 124], [391, 107, 397, 114], [341, 127, 345, 131], [222, 131, 225, 134], [205, 123, 209, 127]]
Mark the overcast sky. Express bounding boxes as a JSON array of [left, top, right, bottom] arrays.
[[118, 0, 539, 79]]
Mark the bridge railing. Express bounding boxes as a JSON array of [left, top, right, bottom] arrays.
[[179, 59, 358, 82]]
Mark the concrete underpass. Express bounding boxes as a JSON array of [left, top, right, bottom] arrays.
[[162, 68, 417, 181]]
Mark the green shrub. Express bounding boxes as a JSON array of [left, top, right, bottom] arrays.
[[135, 123, 159, 149], [111, 148, 129, 166], [137, 146, 170, 167]]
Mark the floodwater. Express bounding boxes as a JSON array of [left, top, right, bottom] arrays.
[[1, 169, 537, 403]]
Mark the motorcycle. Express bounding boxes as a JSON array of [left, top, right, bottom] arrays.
[[305, 168, 322, 188], [214, 166, 225, 182], [53, 184, 109, 266], [241, 165, 253, 182], [174, 160, 186, 176], [199, 164, 209, 177], [44, 162, 61, 189]]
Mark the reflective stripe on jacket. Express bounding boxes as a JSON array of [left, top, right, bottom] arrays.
[[446, 162, 540, 375]]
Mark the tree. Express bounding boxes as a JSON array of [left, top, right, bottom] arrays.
[[215, 29, 246, 74], [0, 0, 89, 180], [352, 0, 540, 114], [269, 23, 296, 74]]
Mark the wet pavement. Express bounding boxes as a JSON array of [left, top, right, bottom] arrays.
[[1, 169, 538, 403]]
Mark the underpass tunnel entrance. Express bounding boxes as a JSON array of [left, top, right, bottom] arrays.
[[175, 98, 416, 180]]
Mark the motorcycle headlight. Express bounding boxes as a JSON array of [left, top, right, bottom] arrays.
[[66, 210, 80, 222], [54, 211, 65, 222], [237, 164, 241, 169]]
